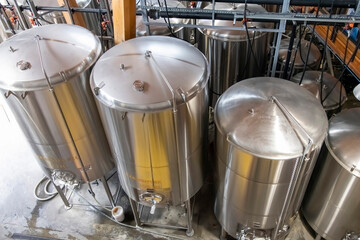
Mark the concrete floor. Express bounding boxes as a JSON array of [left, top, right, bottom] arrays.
[[0, 97, 317, 240]]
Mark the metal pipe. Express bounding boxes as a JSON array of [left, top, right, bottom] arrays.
[[0, 6, 16, 34], [185, 199, 194, 236], [52, 179, 72, 209], [11, 0, 30, 29], [101, 0, 113, 36], [142, 222, 188, 230], [283, 22, 297, 79], [101, 176, 115, 208], [34, 35, 95, 195], [129, 198, 142, 227], [63, 0, 75, 25], [140, 0, 151, 35]]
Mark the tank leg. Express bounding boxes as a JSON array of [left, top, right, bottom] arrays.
[[220, 227, 227, 240], [52, 180, 72, 210], [101, 176, 115, 208], [129, 198, 141, 227], [315, 234, 322, 240], [185, 199, 194, 237]]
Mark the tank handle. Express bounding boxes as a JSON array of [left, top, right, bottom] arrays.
[[145, 50, 186, 113], [34, 35, 95, 194], [269, 95, 314, 239]]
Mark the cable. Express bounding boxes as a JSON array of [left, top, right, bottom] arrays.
[[73, 190, 187, 240], [243, 0, 261, 75], [163, 0, 176, 37], [298, 2, 321, 85]]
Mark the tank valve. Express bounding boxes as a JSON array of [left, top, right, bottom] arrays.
[[133, 80, 145, 92], [150, 200, 157, 215], [16, 60, 31, 70]]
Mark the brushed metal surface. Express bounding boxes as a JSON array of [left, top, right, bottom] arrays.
[[136, 0, 189, 37], [0, 24, 114, 183], [92, 36, 209, 207], [198, 3, 270, 105], [302, 108, 360, 240], [291, 71, 347, 112], [214, 77, 327, 238], [278, 39, 321, 75]]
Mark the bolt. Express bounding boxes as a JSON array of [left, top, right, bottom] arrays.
[[120, 64, 125, 71]]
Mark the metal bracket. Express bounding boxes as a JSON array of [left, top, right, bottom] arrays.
[[4, 91, 15, 99]]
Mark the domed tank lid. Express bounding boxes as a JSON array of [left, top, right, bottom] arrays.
[[278, 39, 321, 68], [326, 108, 360, 178], [90, 36, 209, 112], [136, 0, 188, 36], [291, 71, 347, 111], [0, 24, 101, 91], [215, 77, 328, 159], [198, 3, 269, 41]]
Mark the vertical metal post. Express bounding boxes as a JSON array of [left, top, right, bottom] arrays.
[[185, 199, 194, 237], [220, 227, 227, 240], [101, 176, 115, 208], [52, 180, 72, 209], [129, 198, 141, 227], [102, 0, 113, 35], [12, 0, 30, 29], [140, 0, 150, 35], [326, 49, 335, 76], [63, 0, 75, 25], [271, 0, 291, 77]]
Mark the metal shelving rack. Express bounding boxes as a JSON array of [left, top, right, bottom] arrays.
[[2, 0, 360, 79]]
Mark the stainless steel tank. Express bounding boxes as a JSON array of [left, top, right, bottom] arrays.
[[91, 36, 209, 209], [198, 3, 270, 105], [291, 71, 347, 116], [302, 108, 360, 240], [0, 24, 114, 186], [214, 77, 328, 239], [136, 0, 189, 39], [278, 39, 321, 78]]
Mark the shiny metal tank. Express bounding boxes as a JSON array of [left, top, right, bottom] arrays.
[[278, 39, 321, 77], [0, 24, 114, 184], [136, 0, 189, 39], [198, 3, 270, 106], [91, 36, 209, 207], [302, 108, 360, 240], [214, 77, 328, 239], [291, 71, 347, 116]]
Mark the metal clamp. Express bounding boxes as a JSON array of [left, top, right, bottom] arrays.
[[269, 95, 313, 239]]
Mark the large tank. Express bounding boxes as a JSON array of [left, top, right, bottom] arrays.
[[291, 71, 347, 116], [302, 108, 360, 240], [278, 39, 321, 78], [0, 24, 114, 185], [214, 77, 328, 239], [198, 3, 270, 105], [136, 0, 189, 39], [90, 36, 209, 208]]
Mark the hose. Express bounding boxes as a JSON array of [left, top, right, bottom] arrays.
[[33, 176, 58, 201], [73, 190, 187, 240]]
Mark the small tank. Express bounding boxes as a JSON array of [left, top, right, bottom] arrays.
[[278, 39, 321, 78], [291, 71, 347, 116], [214, 77, 328, 239], [302, 108, 360, 240], [198, 3, 271, 105], [136, 0, 189, 38], [90, 36, 209, 235], [0, 24, 114, 191]]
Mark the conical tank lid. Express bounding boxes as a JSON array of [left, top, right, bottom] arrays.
[[291, 71, 347, 110], [326, 108, 360, 178], [90, 36, 209, 112], [198, 3, 269, 41], [215, 77, 328, 159], [0, 24, 101, 91]]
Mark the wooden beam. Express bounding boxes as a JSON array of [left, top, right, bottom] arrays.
[[112, 0, 136, 44], [57, 0, 86, 28], [315, 25, 360, 78]]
